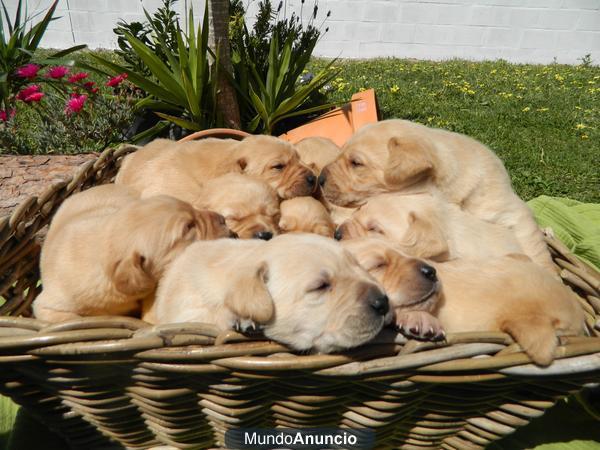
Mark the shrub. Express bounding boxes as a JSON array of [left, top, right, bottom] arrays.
[[0, 0, 84, 116]]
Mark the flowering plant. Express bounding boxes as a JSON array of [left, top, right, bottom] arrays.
[[0, 0, 85, 120]]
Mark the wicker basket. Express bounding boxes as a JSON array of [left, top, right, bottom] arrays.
[[1, 144, 599, 450]]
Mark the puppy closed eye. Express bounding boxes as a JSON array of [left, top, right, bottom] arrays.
[[183, 220, 196, 237], [307, 279, 331, 293], [271, 163, 287, 171], [350, 158, 363, 168], [367, 223, 383, 234]]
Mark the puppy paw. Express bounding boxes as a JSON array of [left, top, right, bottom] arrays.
[[395, 310, 445, 342], [233, 318, 263, 336]]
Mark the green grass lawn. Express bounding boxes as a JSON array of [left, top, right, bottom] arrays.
[[313, 58, 600, 203]]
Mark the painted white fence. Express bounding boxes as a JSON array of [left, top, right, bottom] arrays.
[[4, 0, 600, 64]]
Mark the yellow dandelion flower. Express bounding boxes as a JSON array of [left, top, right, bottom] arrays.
[[576, 123, 586, 130], [490, 69, 497, 74], [522, 107, 531, 112], [581, 134, 589, 139], [390, 85, 400, 93]]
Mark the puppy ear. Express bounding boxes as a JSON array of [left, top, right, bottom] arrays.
[[113, 252, 156, 297], [384, 136, 434, 187], [402, 212, 449, 261], [225, 262, 274, 324]]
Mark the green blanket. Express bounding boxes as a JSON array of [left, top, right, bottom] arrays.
[[528, 195, 600, 271]]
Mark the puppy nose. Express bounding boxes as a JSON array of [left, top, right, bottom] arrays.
[[253, 231, 273, 241], [318, 173, 326, 187], [365, 286, 389, 316], [419, 264, 437, 282], [334, 228, 343, 240], [306, 174, 316, 186]]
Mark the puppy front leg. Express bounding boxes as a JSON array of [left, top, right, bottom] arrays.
[[395, 310, 445, 341]]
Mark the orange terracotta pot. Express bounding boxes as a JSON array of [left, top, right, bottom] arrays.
[[279, 89, 379, 147]]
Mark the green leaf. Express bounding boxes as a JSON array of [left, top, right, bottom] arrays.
[[130, 120, 170, 144], [50, 44, 87, 58], [87, 52, 181, 104], [155, 112, 202, 131], [124, 32, 187, 102]]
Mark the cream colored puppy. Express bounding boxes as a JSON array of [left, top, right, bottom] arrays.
[[435, 254, 585, 366], [195, 173, 280, 240], [320, 119, 554, 272], [34, 184, 232, 322], [294, 136, 355, 226], [279, 197, 335, 238], [345, 238, 585, 366], [337, 192, 523, 261], [149, 234, 390, 353], [342, 238, 443, 341], [295, 136, 341, 173], [116, 135, 317, 200]]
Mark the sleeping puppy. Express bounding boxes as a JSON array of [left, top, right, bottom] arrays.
[[33, 184, 231, 322], [295, 136, 340, 173], [336, 192, 523, 261], [342, 238, 444, 341], [345, 238, 585, 366], [435, 254, 585, 366], [293, 136, 355, 225], [148, 234, 390, 353], [279, 197, 335, 238], [195, 173, 280, 240], [320, 119, 554, 272], [116, 135, 317, 200]]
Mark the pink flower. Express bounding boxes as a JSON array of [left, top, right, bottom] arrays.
[[46, 66, 69, 79], [106, 73, 128, 87], [24, 92, 44, 103], [15, 64, 41, 79], [83, 81, 99, 94], [68, 72, 88, 83], [65, 94, 88, 114], [16, 84, 40, 101], [0, 110, 14, 121]]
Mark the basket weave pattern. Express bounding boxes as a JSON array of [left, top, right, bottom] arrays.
[[1, 145, 599, 449]]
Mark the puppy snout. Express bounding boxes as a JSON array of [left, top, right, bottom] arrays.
[[367, 287, 389, 316], [334, 227, 343, 241], [253, 230, 273, 240], [318, 173, 327, 187], [419, 264, 437, 282]]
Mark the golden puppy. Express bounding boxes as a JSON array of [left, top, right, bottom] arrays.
[[337, 193, 523, 261], [293, 136, 355, 226], [279, 197, 335, 238], [295, 136, 340, 173], [345, 238, 585, 366], [195, 173, 280, 240], [33, 184, 231, 322], [320, 119, 554, 272], [343, 238, 443, 341], [435, 254, 585, 366], [116, 135, 317, 200], [149, 234, 389, 353]]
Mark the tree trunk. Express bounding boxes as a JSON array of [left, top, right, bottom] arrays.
[[208, 0, 241, 130]]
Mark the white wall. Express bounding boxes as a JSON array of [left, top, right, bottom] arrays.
[[4, 0, 600, 64]]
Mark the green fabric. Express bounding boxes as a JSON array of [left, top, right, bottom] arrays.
[[528, 195, 600, 271], [0, 396, 19, 450]]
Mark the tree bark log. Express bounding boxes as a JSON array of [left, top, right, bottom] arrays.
[[208, 0, 241, 130]]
